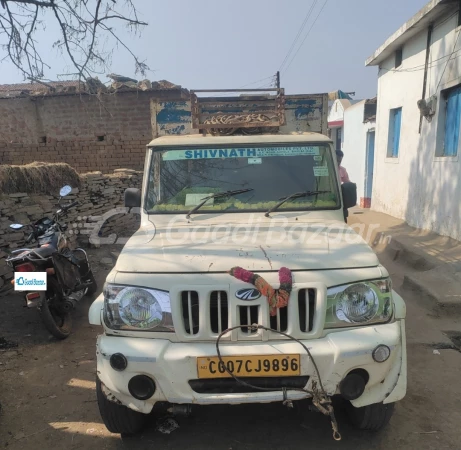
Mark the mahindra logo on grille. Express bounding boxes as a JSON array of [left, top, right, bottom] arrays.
[[235, 288, 261, 301]]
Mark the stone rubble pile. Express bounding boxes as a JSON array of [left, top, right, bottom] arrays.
[[0, 169, 142, 295]]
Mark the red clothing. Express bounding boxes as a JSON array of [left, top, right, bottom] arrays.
[[339, 165, 350, 183]]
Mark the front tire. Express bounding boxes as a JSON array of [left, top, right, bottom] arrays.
[[96, 377, 148, 435], [347, 401, 395, 431], [39, 276, 72, 340], [74, 250, 98, 296], [84, 269, 98, 296]]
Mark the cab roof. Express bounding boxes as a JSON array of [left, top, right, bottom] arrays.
[[148, 132, 333, 147]]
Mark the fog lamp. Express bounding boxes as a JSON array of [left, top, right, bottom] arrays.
[[128, 375, 156, 400], [110, 353, 128, 371], [372, 345, 391, 363], [339, 372, 367, 400]]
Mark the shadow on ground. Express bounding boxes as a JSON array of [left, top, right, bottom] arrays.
[[1, 244, 461, 450]]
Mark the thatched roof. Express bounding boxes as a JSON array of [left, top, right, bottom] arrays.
[[0, 162, 80, 195]]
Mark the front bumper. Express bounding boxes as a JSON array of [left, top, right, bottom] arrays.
[[96, 320, 407, 414]]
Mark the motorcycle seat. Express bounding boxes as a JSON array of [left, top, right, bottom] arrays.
[[33, 245, 57, 258]]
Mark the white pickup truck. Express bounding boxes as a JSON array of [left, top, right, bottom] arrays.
[[89, 90, 406, 440]]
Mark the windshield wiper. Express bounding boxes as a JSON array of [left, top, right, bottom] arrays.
[[264, 190, 331, 217], [186, 188, 254, 219]]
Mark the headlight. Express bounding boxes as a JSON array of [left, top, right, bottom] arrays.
[[104, 284, 174, 332], [325, 279, 393, 328]]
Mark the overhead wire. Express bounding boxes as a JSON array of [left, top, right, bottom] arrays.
[[255, 80, 277, 89], [283, 0, 329, 74], [239, 75, 276, 89], [435, 29, 461, 92], [279, 0, 318, 72], [377, 11, 460, 75], [379, 48, 461, 74], [432, 10, 459, 32]]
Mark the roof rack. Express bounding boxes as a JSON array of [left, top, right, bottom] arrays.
[[190, 88, 286, 132]]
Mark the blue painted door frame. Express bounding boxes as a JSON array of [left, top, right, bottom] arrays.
[[365, 131, 375, 199]]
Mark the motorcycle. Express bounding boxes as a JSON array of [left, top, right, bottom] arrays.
[[6, 185, 97, 340]]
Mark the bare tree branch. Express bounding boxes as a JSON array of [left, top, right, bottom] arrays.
[[99, 20, 148, 75], [2, 1, 55, 7], [95, 14, 147, 25], [0, 0, 149, 83]]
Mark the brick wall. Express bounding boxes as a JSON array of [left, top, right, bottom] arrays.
[[0, 89, 185, 173]]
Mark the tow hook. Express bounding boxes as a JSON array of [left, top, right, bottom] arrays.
[[168, 404, 192, 417], [282, 388, 294, 408]]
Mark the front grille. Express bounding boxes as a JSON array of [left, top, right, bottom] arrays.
[[298, 289, 316, 332], [210, 291, 228, 334], [238, 305, 259, 334], [269, 306, 288, 333], [189, 376, 309, 394], [176, 285, 322, 340], [181, 291, 199, 335]]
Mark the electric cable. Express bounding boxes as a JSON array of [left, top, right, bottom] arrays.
[[279, 0, 318, 72], [215, 324, 341, 441], [284, 0, 329, 74]]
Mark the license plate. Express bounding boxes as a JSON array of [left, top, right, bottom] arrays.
[[197, 354, 301, 379]]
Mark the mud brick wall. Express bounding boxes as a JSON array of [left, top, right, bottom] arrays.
[[0, 89, 184, 173], [0, 169, 142, 295]]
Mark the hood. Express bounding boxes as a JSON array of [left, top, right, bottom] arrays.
[[115, 216, 379, 273]]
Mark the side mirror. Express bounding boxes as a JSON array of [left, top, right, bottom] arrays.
[[10, 223, 24, 230], [341, 182, 357, 209], [60, 185, 72, 197], [124, 188, 141, 208]]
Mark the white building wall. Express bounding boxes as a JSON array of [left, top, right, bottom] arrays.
[[343, 101, 375, 202], [343, 102, 366, 197], [328, 100, 346, 123], [373, 12, 461, 240]]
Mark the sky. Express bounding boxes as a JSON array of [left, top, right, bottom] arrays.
[[0, 0, 428, 99]]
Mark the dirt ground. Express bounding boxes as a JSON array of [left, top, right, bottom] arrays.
[[1, 236, 461, 450]]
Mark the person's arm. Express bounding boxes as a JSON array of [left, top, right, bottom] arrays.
[[342, 166, 350, 183]]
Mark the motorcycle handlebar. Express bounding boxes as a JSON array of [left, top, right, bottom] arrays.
[[63, 200, 79, 211]]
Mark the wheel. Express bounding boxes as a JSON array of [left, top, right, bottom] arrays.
[[39, 276, 72, 340], [347, 401, 395, 431], [74, 251, 98, 296], [96, 377, 148, 435], [84, 269, 98, 296]]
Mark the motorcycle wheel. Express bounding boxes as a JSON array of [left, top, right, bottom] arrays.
[[39, 276, 72, 340], [74, 251, 98, 296], [85, 269, 98, 296]]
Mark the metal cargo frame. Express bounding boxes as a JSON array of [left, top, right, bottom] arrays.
[[190, 88, 286, 131]]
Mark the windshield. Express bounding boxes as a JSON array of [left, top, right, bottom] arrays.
[[145, 144, 340, 214]]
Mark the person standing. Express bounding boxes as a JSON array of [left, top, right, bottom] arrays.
[[335, 150, 350, 183], [336, 150, 354, 222]]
